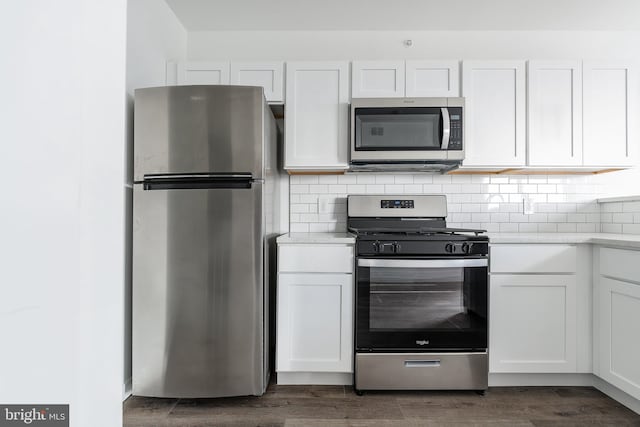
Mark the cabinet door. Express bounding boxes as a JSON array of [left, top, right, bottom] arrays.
[[352, 61, 405, 98], [528, 61, 582, 166], [462, 61, 526, 166], [598, 277, 640, 400], [277, 273, 353, 372], [285, 62, 350, 171], [583, 61, 638, 166], [177, 61, 230, 85], [406, 60, 459, 97], [230, 62, 284, 103], [490, 274, 577, 373]]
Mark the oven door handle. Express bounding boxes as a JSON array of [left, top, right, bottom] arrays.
[[357, 258, 488, 268]]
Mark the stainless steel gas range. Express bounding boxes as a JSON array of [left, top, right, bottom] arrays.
[[347, 194, 489, 395]]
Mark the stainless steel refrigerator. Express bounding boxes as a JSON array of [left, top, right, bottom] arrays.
[[132, 85, 282, 398]]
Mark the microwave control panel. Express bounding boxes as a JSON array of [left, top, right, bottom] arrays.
[[448, 107, 463, 150]]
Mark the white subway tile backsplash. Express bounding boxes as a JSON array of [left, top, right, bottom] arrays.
[[432, 175, 452, 183], [404, 184, 423, 193], [472, 213, 491, 223], [602, 223, 623, 233], [318, 175, 338, 184], [519, 223, 539, 232], [394, 175, 414, 184], [309, 184, 329, 193], [328, 184, 347, 194], [490, 213, 510, 223], [567, 213, 586, 223], [548, 213, 568, 223], [499, 184, 518, 193], [299, 175, 319, 184], [612, 213, 634, 223], [290, 223, 309, 232], [384, 184, 404, 193], [356, 174, 376, 184], [451, 175, 472, 184], [413, 174, 433, 184], [375, 174, 395, 184], [509, 213, 530, 223], [557, 223, 577, 232], [538, 223, 558, 232], [623, 224, 640, 234], [499, 223, 519, 232], [347, 184, 366, 193], [365, 184, 384, 193], [577, 223, 597, 233], [290, 184, 309, 194], [337, 174, 358, 185], [287, 172, 634, 235], [423, 184, 443, 193]]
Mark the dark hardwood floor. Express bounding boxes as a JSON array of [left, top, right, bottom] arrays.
[[124, 384, 640, 427]]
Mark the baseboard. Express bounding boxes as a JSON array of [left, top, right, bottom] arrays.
[[122, 378, 132, 401], [276, 372, 352, 385], [489, 373, 594, 387], [593, 376, 640, 415]]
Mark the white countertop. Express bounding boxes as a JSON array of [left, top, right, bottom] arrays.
[[276, 232, 356, 244], [489, 233, 640, 249], [277, 232, 640, 249]]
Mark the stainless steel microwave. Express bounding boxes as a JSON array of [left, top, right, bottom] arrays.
[[350, 97, 464, 172]]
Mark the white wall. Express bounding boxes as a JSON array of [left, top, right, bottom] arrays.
[[125, 0, 187, 397], [0, 1, 126, 426], [188, 30, 640, 61]]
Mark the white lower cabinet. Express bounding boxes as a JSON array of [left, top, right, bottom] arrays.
[[277, 273, 353, 373], [276, 240, 354, 384], [490, 274, 577, 373], [489, 244, 584, 373], [596, 247, 640, 400]]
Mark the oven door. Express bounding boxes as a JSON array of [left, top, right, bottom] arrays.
[[356, 258, 488, 351]]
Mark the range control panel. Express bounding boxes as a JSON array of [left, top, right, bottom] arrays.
[[381, 199, 414, 209]]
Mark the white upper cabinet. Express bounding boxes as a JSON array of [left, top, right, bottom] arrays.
[[285, 61, 350, 171], [406, 60, 460, 97], [583, 61, 637, 166], [352, 61, 405, 98], [462, 61, 526, 167], [528, 61, 582, 166], [177, 61, 230, 85], [230, 61, 284, 103], [352, 60, 459, 98]]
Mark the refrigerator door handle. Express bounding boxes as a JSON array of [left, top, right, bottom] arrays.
[[142, 173, 255, 190]]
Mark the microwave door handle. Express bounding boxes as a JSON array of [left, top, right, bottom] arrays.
[[441, 107, 451, 149]]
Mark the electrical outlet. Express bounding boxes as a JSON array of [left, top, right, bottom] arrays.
[[318, 196, 331, 214], [523, 196, 535, 215]]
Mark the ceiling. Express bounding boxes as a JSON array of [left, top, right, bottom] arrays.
[[164, 0, 640, 32]]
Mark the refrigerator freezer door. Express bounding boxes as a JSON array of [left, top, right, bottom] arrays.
[[132, 183, 265, 398], [134, 85, 265, 182]]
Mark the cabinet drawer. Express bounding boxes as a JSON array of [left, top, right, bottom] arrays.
[[279, 244, 353, 273], [490, 244, 576, 273], [600, 247, 640, 284]]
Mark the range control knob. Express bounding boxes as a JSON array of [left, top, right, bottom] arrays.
[[393, 242, 401, 253], [372, 241, 381, 253], [461, 243, 470, 254], [445, 243, 455, 253]]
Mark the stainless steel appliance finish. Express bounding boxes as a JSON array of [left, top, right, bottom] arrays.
[[349, 194, 489, 394], [356, 353, 488, 390], [132, 85, 281, 398], [347, 194, 447, 218], [133, 85, 266, 182], [350, 97, 464, 172]]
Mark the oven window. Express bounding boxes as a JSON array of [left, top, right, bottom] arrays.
[[355, 108, 442, 151], [368, 267, 476, 331]]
